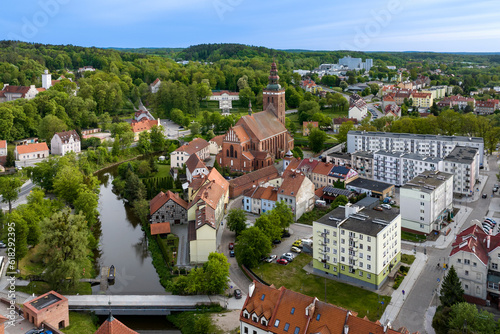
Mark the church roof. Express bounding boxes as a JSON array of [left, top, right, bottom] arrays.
[[237, 110, 287, 142]]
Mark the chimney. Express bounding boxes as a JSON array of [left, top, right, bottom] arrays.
[[487, 235, 491, 249], [248, 282, 255, 297]]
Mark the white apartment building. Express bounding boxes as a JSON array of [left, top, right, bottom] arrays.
[[443, 146, 479, 195], [50, 130, 81, 156], [400, 171, 453, 234], [373, 150, 443, 186], [170, 138, 210, 168], [313, 203, 401, 290], [347, 131, 485, 166]]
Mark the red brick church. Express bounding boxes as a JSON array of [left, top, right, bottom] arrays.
[[216, 62, 293, 172]]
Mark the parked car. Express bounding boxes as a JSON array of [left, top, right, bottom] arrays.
[[494, 187, 499, 193], [228, 243, 234, 250], [229, 250, 235, 257], [234, 289, 242, 299], [276, 258, 288, 265], [265, 255, 277, 263], [381, 204, 392, 210], [483, 193, 488, 198], [0, 242, 6, 248], [25, 329, 44, 334], [280, 255, 293, 263], [281, 231, 291, 238], [291, 246, 302, 253], [292, 240, 303, 248], [272, 239, 282, 245], [373, 206, 383, 211]]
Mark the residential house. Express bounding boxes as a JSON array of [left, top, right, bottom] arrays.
[[332, 117, 358, 134], [243, 185, 278, 215], [443, 146, 479, 195], [384, 104, 401, 117], [328, 165, 358, 186], [325, 151, 351, 167], [131, 118, 160, 141], [351, 151, 374, 179], [78, 66, 96, 73], [475, 100, 498, 115], [295, 158, 320, 180], [348, 94, 368, 121], [345, 177, 395, 199], [134, 109, 155, 122], [150, 190, 188, 225], [240, 280, 417, 334], [313, 203, 401, 290], [228, 165, 279, 198], [0, 84, 39, 102], [50, 130, 81, 156], [311, 162, 334, 189], [410, 92, 433, 108], [347, 130, 485, 165], [208, 135, 224, 155], [302, 121, 318, 136], [14, 142, 49, 162], [188, 168, 229, 263], [0, 140, 7, 166], [170, 138, 210, 168], [449, 224, 500, 307], [186, 153, 209, 182], [278, 170, 315, 221], [382, 94, 397, 110], [400, 170, 453, 234], [150, 78, 161, 94], [437, 95, 475, 110]]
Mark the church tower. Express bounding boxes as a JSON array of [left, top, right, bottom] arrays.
[[263, 61, 286, 125]]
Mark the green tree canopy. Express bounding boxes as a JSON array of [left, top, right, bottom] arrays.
[[235, 227, 272, 268], [0, 177, 23, 213], [439, 265, 466, 308], [308, 127, 327, 153], [226, 208, 247, 237]]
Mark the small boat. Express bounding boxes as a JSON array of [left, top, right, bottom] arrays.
[[108, 265, 115, 282]]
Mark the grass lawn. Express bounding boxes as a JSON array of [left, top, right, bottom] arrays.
[[401, 254, 416, 265], [252, 254, 390, 321], [296, 207, 331, 225], [62, 312, 98, 334], [159, 234, 179, 265], [153, 164, 171, 178], [401, 231, 427, 243], [17, 281, 92, 295]]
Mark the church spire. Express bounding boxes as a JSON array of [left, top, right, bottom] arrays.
[[266, 60, 281, 90], [248, 100, 252, 115]]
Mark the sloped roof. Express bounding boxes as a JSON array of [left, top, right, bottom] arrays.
[[130, 119, 158, 133], [2, 85, 31, 96], [207, 167, 229, 194], [175, 138, 209, 155], [195, 206, 216, 230], [297, 158, 319, 174], [189, 179, 225, 211], [15, 142, 49, 154], [150, 191, 188, 215], [54, 130, 80, 143], [212, 90, 239, 96], [150, 222, 171, 235], [209, 135, 224, 146], [94, 314, 138, 334], [227, 125, 250, 143], [237, 109, 288, 141], [450, 225, 491, 265], [278, 170, 306, 197], [230, 165, 279, 188], [312, 162, 334, 176], [0, 140, 6, 150], [186, 153, 207, 174]]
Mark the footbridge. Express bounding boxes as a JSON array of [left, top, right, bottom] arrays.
[[67, 295, 224, 315]]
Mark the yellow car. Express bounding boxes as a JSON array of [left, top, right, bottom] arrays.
[[292, 240, 303, 248]]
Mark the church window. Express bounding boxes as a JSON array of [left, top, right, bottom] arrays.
[[226, 149, 229, 157], [235, 151, 237, 158], [230, 145, 234, 158]]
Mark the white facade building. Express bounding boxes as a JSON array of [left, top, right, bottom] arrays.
[[347, 131, 485, 165], [400, 171, 453, 234], [50, 130, 81, 156], [42, 70, 52, 90], [443, 146, 479, 195]]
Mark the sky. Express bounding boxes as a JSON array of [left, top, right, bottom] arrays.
[[2, 0, 500, 52]]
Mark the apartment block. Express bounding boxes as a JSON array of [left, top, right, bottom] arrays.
[[400, 171, 453, 234], [443, 146, 479, 195], [351, 151, 374, 179], [347, 131, 485, 165], [313, 203, 401, 290]]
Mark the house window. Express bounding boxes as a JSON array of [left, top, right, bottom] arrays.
[[492, 263, 498, 270], [367, 237, 371, 242], [341, 265, 345, 271], [274, 320, 280, 327], [294, 327, 300, 334], [284, 323, 290, 332], [244, 327, 248, 334], [367, 264, 371, 270], [465, 270, 469, 276], [465, 284, 469, 289], [464, 259, 470, 265], [457, 259, 461, 264]]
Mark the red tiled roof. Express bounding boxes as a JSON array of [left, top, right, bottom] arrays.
[[228, 125, 250, 143], [2, 85, 31, 96], [186, 153, 207, 174], [195, 205, 216, 230], [312, 162, 334, 176], [411, 92, 431, 98], [0, 140, 6, 150], [175, 138, 209, 155], [209, 135, 224, 146], [303, 121, 318, 128], [230, 165, 279, 188], [297, 158, 319, 174], [207, 167, 229, 194], [95, 315, 138, 334], [150, 222, 171, 235], [36, 88, 46, 92], [278, 170, 306, 197], [237, 109, 288, 142], [15, 142, 49, 155], [130, 119, 158, 133], [212, 90, 239, 96], [450, 225, 492, 266], [150, 190, 188, 215], [152, 78, 161, 86], [315, 187, 325, 198]]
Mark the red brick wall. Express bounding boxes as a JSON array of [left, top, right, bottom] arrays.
[[464, 294, 486, 306], [24, 299, 69, 329]]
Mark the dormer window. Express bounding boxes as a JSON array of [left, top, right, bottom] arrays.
[[243, 310, 249, 319], [252, 314, 258, 322], [261, 318, 268, 326]]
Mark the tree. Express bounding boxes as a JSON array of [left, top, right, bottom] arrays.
[[254, 214, 282, 243], [74, 189, 99, 227], [150, 125, 166, 152], [340, 81, 348, 91], [226, 208, 247, 236], [271, 201, 294, 230], [6, 211, 28, 266], [137, 131, 152, 154], [336, 121, 355, 143], [239, 87, 255, 107], [53, 165, 84, 205], [235, 227, 272, 268], [447, 302, 497, 334], [0, 177, 23, 213], [189, 122, 201, 136], [5, 150, 15, 168], [439, 265, 465, 308], [202, 252, 230, 295], [308, 128, 327, 153], [40, 209, 89, 289], [38, 114, 67, 142], [298, 100, 320, 123]]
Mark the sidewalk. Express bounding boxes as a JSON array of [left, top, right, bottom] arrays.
[[380, 250, 427, 326]]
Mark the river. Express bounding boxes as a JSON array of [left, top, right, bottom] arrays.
[[94, 168, 167, 295]]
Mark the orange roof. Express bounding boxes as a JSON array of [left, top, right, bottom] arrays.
[[237, 109, 288, 142], [130, 119, 158, 133], [303, 121, 319, 128], [175, 138, 209, 155], [23, 291, 67, 314], [209, 134, 224, 146], [150, 222, 171, 235], [261, 186, 278, 201], [189, 179, 226, 210], [15, 142, 49, 154], [411, 92, 431, 98], [186, 153, 207, 174], [36, 88, 46, 92], [95, 315, 138, 334], [0, 140, 6, 149], [207, 167, 229, 194], [315, 187, 325, 198], [212, 90, 239, 96], [229, 165, 279, 188], [150, 191, 188, 215], [312, 162, 334, 176], [227, 125, 250, 143], [278, 170, 306, 197]]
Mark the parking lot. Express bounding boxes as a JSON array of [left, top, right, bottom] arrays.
[[267, 223, 313, 264]]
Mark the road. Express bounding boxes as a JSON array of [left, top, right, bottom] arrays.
[[392, 154, 499, 333], [0, 179, 36, 211]]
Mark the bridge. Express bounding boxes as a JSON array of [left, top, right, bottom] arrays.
[[67, 295, 225, 315]]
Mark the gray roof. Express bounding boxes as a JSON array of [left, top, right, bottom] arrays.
[[444, 146, 478, 164], [375, 150, 442, 163], [352, 151, 374, 159], [322, 186, 353, 197], [347, 130, 484, 144], [328, 151, 351, 159], [316, 205, 399, 237], [402, 170, 453, 193], [345, 177, 394, 193]]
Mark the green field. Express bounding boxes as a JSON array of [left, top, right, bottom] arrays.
[[62, 312, 98, 334], [252, 253, 390, 321]]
